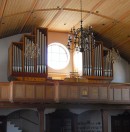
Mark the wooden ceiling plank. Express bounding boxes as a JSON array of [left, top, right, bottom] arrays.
[[0, 0, 7, 19], [119, 10, 130, 21], [90, 0, 106, 12], [100, 9, 130, 35], [115, 38, 130, 48], [19, 0, 39, 33], [0, 0, 7, 36], [46, 0, 72, 28], [74, 0, 107, 27]]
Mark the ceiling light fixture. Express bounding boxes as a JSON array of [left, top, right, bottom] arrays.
[[67, 0, 96, 52]]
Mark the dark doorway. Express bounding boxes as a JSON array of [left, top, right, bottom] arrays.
[[111, 111, 130, 132], [0, 116, 7, 132], [46, 109, 77, 132]]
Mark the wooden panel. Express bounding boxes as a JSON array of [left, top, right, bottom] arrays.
[[25, 84, 35, 99], [13, 84, 25, 98], [35, 85, 45, 99], [68, 86, 79, 99], [59, 85, 68, 99], [0, 86, 9, 100], [89, 86, 99, 99], [122, 88, 129, 101], [114, 88, 121, 101], [99, 87, 108, 100], [0, 83, 10, 101], [109, 88, 114, 100], [45, 84, 55, 100]]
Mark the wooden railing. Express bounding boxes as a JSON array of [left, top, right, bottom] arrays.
[[0, 81, 130, 104]]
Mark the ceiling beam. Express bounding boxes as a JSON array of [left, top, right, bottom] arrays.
[[19, 0, 39, 33], [3, 7, 114, 23], [46, 0, 72, 28]]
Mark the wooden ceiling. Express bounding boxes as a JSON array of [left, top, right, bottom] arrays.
[[0, 0, 130, 62]]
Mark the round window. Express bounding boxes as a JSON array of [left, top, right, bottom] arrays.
[[48, 43, 70, 70]]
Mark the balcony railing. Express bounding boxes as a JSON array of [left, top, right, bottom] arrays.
[[0, 81, 130, 104]]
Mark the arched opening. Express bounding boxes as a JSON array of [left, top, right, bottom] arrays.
[[7, 109, 39, 132]]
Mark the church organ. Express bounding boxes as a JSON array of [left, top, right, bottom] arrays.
[[8, 26, 113, 81], [8, 27, 48, 81], [82, 41, 113, 80]]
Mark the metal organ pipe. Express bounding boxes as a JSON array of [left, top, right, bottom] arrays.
[[42, 33, 44, 73], [39, 31, 41, 73], [13, 44, 15, 72], [44, 35, 47, 74]]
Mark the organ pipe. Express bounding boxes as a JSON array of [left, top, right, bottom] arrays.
[[8, 27, 47, 81], [82, 40, 113, 78]]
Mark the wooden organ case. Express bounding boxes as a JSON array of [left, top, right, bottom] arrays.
[[8, 27, 48, 81], [82, 40, 113, 80]]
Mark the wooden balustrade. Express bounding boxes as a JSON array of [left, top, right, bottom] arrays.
[[57, 82, 130, 103], [10, 81, 55, 103], [0, 81, 130, 104]]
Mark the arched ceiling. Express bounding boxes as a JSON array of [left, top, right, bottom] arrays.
[[0, 0, 130, 62]]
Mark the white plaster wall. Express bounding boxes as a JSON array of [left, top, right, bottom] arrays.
[[112, 58, 130, 83]]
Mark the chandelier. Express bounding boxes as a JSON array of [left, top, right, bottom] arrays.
[[24, 12, 40, 59], [106, 48, 120, 63], [67, 0, 96, 52]]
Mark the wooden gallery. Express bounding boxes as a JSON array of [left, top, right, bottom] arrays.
[[0, 0, 130, 132]]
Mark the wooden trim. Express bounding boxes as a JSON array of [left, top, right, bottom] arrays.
[[101, 109, 108, 132], [38, 108, 45, 132], [2, 7, 114, 23]]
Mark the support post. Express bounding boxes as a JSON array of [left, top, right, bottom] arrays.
[[101, 109, 108, 132], [38, 108, 45, 132]]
